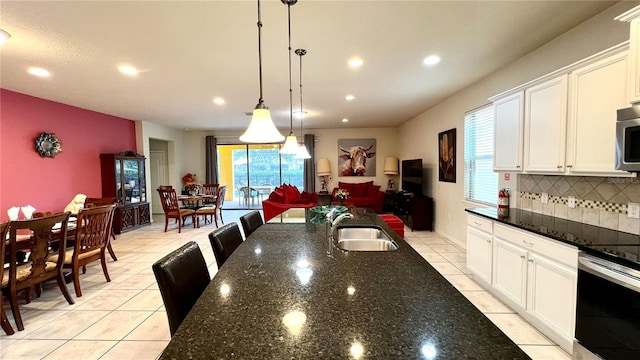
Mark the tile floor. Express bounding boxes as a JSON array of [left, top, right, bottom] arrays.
[[1, 211, 570, 360]]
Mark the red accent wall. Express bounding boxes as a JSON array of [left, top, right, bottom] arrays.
[[0, 89, 137, 220]]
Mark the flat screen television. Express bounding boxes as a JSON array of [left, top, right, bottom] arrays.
[[402, 159, 423, 196]]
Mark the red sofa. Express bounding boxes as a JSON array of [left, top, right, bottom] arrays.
[[331, 181, 385, 213], [262, 184, 318, 222]]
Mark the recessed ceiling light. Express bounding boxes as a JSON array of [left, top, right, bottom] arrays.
[[213, 97, 225, 105], [348, 58, 363, 68], [345, 95, 355, 101], [341, 118, 349, 123], [118, 65, 139, 76], [423, 55, 441, 66], [0, 29, 11, 45], [294, 110, 307, 119], [27, 67, 50, 77]]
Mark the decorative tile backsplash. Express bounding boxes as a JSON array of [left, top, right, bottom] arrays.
[[518, 175, 640, 235]]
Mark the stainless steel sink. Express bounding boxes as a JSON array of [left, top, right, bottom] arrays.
[[335, 226, 398, 251]]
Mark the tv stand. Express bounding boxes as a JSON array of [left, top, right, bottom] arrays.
[[393, 192, 433, 231]]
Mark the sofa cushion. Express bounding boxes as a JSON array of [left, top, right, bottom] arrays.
[[338, 182, 353, 194], [351, 181, 373, 197], [282, 184, 302, 204], [367, 184, 381, 197], [268, 187, 285, 203]]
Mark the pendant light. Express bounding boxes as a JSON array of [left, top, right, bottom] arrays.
[[240, 0, 285, 143], [295, 48, 312, 159], [280, 0, 300, 154]]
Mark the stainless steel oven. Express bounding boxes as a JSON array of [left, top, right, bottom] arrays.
[[615, 105, 640, 172], [575, 253, 640, 359]]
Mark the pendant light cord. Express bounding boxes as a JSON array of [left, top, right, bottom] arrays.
[[296, 48, 307, 138], [287, 3, 294, 135], [257, 0, 264, 106]]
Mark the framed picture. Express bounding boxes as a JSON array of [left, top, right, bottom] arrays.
[[438, 128, 456, 182], [337, 138, 376, 176]]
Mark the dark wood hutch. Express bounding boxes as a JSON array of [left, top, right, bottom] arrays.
[[100, 152, 150, 233]]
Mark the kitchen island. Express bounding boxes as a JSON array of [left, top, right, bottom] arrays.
[[159, 208, 528, 359]]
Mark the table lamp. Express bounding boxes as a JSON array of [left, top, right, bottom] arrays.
[[383, 157, 399, 192], [317, 158, 331, 194]]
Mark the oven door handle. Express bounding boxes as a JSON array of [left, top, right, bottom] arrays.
[[579, 255, 640, 293]]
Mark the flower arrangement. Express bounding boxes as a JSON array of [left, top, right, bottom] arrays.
[[182, 173, 197, 184], [335, 188, 350, 200]]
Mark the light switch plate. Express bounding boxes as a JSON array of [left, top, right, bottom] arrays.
[[628, 203, 640, 219], [568, 196, 576, 208], [541, 193, 549, 204]]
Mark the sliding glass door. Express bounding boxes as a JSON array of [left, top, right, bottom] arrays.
[[217, 144, 304, 210]]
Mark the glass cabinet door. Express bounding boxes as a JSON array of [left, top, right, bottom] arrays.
[[123, 159, 141, 203], [139, 159, 146, 202], [115, 160, 124, 204]]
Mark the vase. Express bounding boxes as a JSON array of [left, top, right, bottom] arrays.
[[339, 198, 344, 206]]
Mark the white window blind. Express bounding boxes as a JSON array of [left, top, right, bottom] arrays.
[[464, 105, 498, 205]]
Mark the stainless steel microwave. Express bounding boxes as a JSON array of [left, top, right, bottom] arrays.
[[615, 105, 640, 172]]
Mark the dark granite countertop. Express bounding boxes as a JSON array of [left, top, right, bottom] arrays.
[[159, 208, 529, 359], [466, 207, 640, 271]]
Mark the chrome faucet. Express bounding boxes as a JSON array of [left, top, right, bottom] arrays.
[[325, 210, 354, 255]]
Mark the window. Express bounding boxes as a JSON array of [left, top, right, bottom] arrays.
[[464, 105, 498, 205]]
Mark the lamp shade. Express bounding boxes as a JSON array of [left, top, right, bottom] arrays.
[[383, 157, 399, 175], [239, 108, 285, 143], [317, 158, 331, 176], [280, 134, 299, 154], [295, 143, 311, 159]]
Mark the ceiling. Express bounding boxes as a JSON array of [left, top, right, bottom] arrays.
[[0, 1, 619, 132]]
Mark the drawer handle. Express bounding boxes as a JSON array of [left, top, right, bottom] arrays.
[[528, 259, 534, 263], [522, 240, 534, 247], [557, 165, 562, 169], [474, 222, 482, 226], [486, 239, 491, 243], [516, 165, 521, 169], [520, 255, 526, 259]]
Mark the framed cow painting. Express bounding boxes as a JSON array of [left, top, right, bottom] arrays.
[[438, 128, 456, 182], [338, 138, 376, 176]]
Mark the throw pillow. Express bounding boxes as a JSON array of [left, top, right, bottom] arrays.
[[351, 181, 373, 197], [367, 184, 381, 197], [268, 187, 285, 203]]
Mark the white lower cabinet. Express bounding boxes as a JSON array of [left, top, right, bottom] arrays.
[[466, 218, 578, 354], [467, 227, 493, 286]]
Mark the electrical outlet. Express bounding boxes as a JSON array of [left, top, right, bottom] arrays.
[[628, 203, 640, 219], [541, 193, 549, 204], [568, 196, 576, 209]]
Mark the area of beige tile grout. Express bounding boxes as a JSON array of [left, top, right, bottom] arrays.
[[1, 212, 569, 360]]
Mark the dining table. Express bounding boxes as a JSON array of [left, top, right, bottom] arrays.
[[158, 207, 528, 359], [177, 194, 215, 210]]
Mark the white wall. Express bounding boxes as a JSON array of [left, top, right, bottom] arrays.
[[177, 127, 401, 192], [398, 2, 634, 248]]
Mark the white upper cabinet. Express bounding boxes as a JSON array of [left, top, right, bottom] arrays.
[[567, 51, 630, 175], [493, 92, 524, 171], [523, 75, 568, 173], [616, 6, 640, 104], [489, 42, 633, 176]]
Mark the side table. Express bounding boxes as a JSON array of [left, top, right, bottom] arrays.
[[317, 193, 332, 206]]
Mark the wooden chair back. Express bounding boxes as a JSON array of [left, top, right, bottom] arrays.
[[84, 197, 117, 208], [202, 184, 219, 204], [157, 188, 180, 213], [0, 222, 14, 335], [5, 212, 75, 330], [74, 204, 116, 255], [153, 241, 210, 336], [158, 185, 173, 190], [217, 185, 227, 209]]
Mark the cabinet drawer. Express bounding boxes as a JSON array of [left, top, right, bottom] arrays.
[[467, 215, 493, 234], [494, 223, 578, 269]]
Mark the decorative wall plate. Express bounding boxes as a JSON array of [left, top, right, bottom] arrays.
[[35, 132, 62, 158]]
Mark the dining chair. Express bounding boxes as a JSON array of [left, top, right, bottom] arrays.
[[3, 212, 75, 331], [239, 210, 264, 239], [157, 188, 196, 233], [208, 222, 243, 269], [84, 197, 118, 261], [202, 183, 219, 205], [48, 204, 116, 297], [152, 241, 210, 336], [195, 185, 226, 227], [0, 222, 15, 336]]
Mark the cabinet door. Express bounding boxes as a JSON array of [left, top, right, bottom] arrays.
[[567, 51, 631, 175], [526, 252, 577, 341], [492, 237, 528, 310], [493, 92, 524, 171], [524, 75, 568, 173], [630, 18, 640, 104], [467, 227, 493, 285]]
